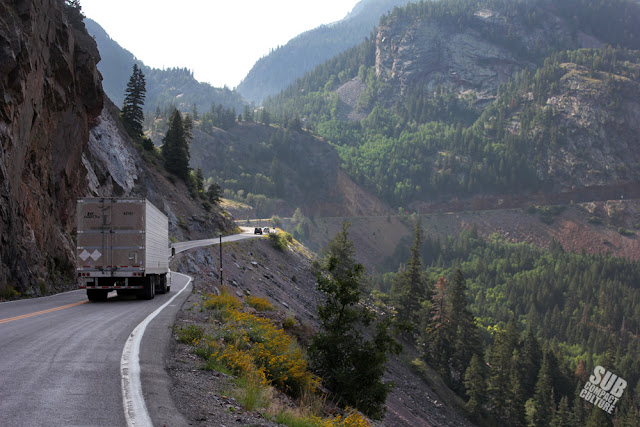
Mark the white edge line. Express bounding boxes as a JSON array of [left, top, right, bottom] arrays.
[[121, 272, 192, 427]]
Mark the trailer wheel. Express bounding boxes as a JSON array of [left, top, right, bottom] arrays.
[[87, 289, 108, 302], [140, 276, 155, 300], [157, 274, 168, 294]]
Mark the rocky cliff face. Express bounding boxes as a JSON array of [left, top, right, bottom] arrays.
[[536, 62, 640, 189], [0, 0, 103, 296], [375, 4, 601, 105]]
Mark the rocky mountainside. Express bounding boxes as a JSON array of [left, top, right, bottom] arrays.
[[373, 2, 601, 105], [84, 18, 246, 114], [0, 0, 103, 296], [236, 0, 412, 104], [0, 0, 234, 299]]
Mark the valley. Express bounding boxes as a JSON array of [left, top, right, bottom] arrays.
[[2, 0, 640, 426]]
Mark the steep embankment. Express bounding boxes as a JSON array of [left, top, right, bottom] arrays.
[[170, 237, 472, 426]]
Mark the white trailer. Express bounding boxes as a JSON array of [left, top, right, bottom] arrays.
[[76, 198, 171, 301]]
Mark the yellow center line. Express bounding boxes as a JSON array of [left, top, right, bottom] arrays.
[[0, 301, 89, 324]]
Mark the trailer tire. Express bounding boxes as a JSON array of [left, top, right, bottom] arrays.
[[139, 276, 155, 300], [87, 289, 108, 302], [157, 274, 168, 294]]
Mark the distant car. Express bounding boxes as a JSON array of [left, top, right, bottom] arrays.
[[263, 227, 270, 234], [254, 227, 263, 235]]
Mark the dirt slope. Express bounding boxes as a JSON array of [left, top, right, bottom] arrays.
[[169, 237, 472, 426]]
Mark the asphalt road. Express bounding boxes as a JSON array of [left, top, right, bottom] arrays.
[[171, 226, 264, 254], [0, 272, 193, 426]]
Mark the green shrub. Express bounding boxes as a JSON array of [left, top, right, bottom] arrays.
[[268, 232, 289, 251], [176, 325, 205, 344], [0, 285, 19, 300], [618, 227, 635, 236]]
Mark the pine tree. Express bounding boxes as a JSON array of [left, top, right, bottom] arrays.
[[422, 277, 452, 381], [391, 223, 428, 329], [488, 318, 521, 422], [551, 396, 572, 427], [521, 328, 543, 401], [505, 351, 527, 427], [449, 269, 482, 387], [309, 222, 400, 419], [195, 167, 204, 192], [464, 353, 486, 422], [571, 382, 587, 426], [531, 350, 554, 427], [161, 109, 190, 180], [121, 64, 146, 138], [206, 182, 223, 205], [63, 0, 84, 28]]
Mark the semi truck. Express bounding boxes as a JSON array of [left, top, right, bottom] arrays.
[[76, 198, 171, 301]]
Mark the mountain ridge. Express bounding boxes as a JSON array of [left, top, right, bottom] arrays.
[[236, 0, 412, 104], [84, 18, 246, 114]]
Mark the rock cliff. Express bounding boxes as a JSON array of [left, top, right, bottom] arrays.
[[0, 0, 103, 296], [0, 1, 235, 298], [375, 3, 601, 105]]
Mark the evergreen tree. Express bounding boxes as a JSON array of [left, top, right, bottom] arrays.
[[243, 105, 254, 122], [464, 353, 487, 422], [488, 318, 521, 423], [195, 167, 204, 192], [391, 223, 428, 329], [551, 396, 572, 427], [422, 277, 452, 381], [183, 114, 194, 140], [585, 406, 613, 427], [521, 328, 543, 401], [206, 182, 223, 205], [161, 109, 191, 180], [309, 222, 400, 419], [531, 350, 554, 427], [449, 269, 483, 386], [63, 0, 84, 28], [505, 351, 527, 427], [121, 64, 146, 138], [571, 383, 588, 426]]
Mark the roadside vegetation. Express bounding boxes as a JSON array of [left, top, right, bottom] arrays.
[[176, 289, 371, 426]]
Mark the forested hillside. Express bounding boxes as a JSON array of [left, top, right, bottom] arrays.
[[144, 107, 388, 219], [265, 0, 640, 207], [256, 0, 640, 425], [85, 18, 245, 113]]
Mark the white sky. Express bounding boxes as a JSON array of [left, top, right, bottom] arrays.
[[81, 0, 362, 89]]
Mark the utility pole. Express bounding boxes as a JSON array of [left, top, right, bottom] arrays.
[[219, 234, 223, 286]]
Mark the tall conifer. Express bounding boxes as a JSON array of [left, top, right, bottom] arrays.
[[161, 109, 191, 180], [121, 64, 146, 138], [391, 223, 428, 329]]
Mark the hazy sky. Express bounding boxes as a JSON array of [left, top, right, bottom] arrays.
[[81, 0, 362, 89]]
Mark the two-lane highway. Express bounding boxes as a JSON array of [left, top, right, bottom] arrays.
[[0, 228, 264, 426], [171, 226, 264, 254], [0, 272, 192, 426]]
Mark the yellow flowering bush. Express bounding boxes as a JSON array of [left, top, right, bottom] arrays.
[[202, 288, 242, 311], [193, 292, 320, 398], [279, 408, 370, 427], [180, 292, 372, 425], [246, 295, 275, 311]]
